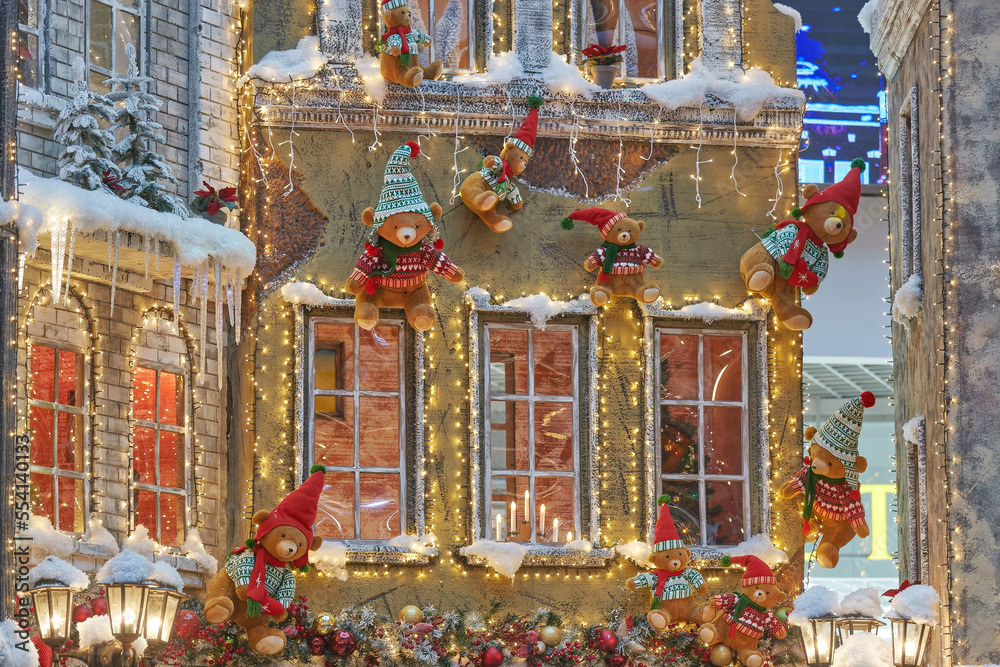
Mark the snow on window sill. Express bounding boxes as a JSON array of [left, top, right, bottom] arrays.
[[462, 545, 614, 569], [39, 540, 208, 588], [335, 541, 438, 566]]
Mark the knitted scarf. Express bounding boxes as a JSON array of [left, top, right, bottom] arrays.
[[598, 241, 635, 283], [232, 545, 288, 618], [649, 569, 686, 608], [381, 26, 413, 65], [364, 238, 413, 294], [772, 220, 823, 284], [494, 157, 515, 183], [801, 468, 846, 535], [729, 593, 767, 638]]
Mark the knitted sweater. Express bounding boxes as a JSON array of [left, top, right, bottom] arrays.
[[382, 28, 431, 53], [789, 466, 866, 527], [631, 568, 706, 601], [225, 549, 297, 613], [588, 245, 660, 275], [479, 157, 522, 205], [350, 239, 459, 290], [714, 593, 786, 640], [760, 224, 830, 282]]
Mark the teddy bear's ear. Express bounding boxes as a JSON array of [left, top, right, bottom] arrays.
[[847, 228, 858, 244], [637, 220, 645, 233], [804, 425, 818, 441], [252, 509, 270, 525], [429, 202, 443, 220], [310, 534, 324, 551], [856, 455, 868, 474], [361, 207, 376, 227], [802, 183, 819, 199]]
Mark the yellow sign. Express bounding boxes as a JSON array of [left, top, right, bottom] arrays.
[[861, 484, 895, 561]]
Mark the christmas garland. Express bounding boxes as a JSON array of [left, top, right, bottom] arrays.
[[159, 598, 805, 667]]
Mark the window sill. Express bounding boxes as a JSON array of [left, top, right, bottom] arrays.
[[687, 545, 772, 568], [462, 545, 615, 569], [337, 541, 438, 566]]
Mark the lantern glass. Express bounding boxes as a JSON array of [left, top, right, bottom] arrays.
[[28, 585, 74, 648], [143, 587, 185, 647], [799, 616, 838, 667], [837, 617, 885, 643], [104, 583, 151, 644], [890, 618, 932, 667]]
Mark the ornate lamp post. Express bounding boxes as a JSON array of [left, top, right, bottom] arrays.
[[837, 615, 886, 642], [25, 581, 76, 649], [143, 584, 187, 650], [798, 616, 838, 667], [889, 617, 932, 667]]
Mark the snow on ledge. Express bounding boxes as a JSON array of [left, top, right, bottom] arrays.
[[312, 541, 349, 581], [13, 170, 256, 275], [281, 281, 352, 308], [892, 274, 922, 325], [902, 415, 924, 446], [460, 540, 530, 577], [387, 533, 439, 556], [616, 541, 651, 566], [726, 534, 788, 566], [239, 36, 329, 87], [886, 584, 940, 625], [773, 3, 803, 32], [642, 298, 768, 322], [465, 286, 596, 326], [858, 0, 878, 35]]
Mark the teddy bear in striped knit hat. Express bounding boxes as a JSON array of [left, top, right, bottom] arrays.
[[378, 0, 442, 87], [778, 391, 875, 568], [561, 208, 663, 306]]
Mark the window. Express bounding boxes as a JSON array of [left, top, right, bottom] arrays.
[[87, 0, 142, 92], [655, 328, 749, 547], [132, 366, 188, 547], [309, 318, 407, 542], [898, 86, 920, 280], [29, 344, 87, 533], [18, 0, 43, 88], [581, 0, 678, 80], [403, 0, 473, 72], [484, 324, 580, 544]]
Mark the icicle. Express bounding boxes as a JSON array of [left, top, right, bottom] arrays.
[[154, 235, 160, 271], [17, 253, 25, 293], [144, 235, 150, 278], [109, 231, 120, 315], [191, 263, 200, 306], [214, 260, 223, 353], [64, 225, 76, 304], [172, 256, 181, 326], [767, 146, 784, 220], [234, 269, 242, 344], [199, 263, 209, 375], [227, 276, 236, 326], [51, 222, 65, 304]]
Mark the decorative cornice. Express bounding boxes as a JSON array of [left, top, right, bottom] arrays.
[[869, 0, 933, 79]]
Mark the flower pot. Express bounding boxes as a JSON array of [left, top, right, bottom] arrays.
[[590, 64, 618, 89], [200, 210, 228, 225]]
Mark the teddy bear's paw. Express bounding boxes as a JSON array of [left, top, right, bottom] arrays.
[[647, 610, 670, 631], [641, 287, 660, 303], [203, 598, 234, 624], [747, 269, 773, 292], [590, 289, 610, 307], [698, 624, 718, 645], [492, 218, 512, 232], [407, 68, 424, 86], [411, 313, 435, 331], [781, 314, 812, 331], [472, 192, 498, 212], [254, 633, 286, 656], [816, 543, 839, 569], [742, 652, 764, 667]]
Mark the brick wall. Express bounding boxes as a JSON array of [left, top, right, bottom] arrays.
[[197, 0, 241, 198]]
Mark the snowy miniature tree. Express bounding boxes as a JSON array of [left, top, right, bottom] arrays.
[[55, 58, 120, 192], [104, 44, 188, 217]]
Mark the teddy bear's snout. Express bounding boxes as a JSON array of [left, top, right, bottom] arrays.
[[810, 458, 830, 474], [668, 559, 682, 570], [396, 226, 417, 244], [823, 216, 843, 235], [617, 231, 631, 243], [277, 539, 299, 557]]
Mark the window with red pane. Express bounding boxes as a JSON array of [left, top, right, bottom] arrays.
[[132, 366, 188, 547], [485, 324, 579, 545], [29, 344, 87, 533], [310, 318, 407, 542], [656, 329, 748, 547]]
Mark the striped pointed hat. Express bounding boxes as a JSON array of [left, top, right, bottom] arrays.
[[720, 555, 776, 587], [811, 391, 876, 490], [373, 141, 434, 227], [652, 495, 684, 552], [505, 96, 543, 158]]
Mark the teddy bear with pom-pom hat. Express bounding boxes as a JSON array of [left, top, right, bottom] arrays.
[[739, 158, 866, 330], [778, 391, 875, 569], [203, 464, 327, 655]]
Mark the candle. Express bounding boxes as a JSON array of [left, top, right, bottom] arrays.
[[566, 531, 573, 542], [510, 501, 517, 529], [539, 504, 546, 537], [496, 513, 502, 541], [552, 518, 560, 543], [524, 490, 530, 520]]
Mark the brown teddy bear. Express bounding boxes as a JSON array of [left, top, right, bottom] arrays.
[[203, 465, 327, 655], [739, 158, 866, 330], [379, 0, 442, 87], [778, 391, 875, 568], [561, 208, 663, 306], [347, 141, 464, 331], [698, 555, 788, 667], [626, 496, 706, 629], [459, 97, 542, 232]]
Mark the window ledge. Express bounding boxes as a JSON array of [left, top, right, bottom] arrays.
[[462, 546, 615, 569], [338, 542, 438, 566], [687, 545, 775, 568]]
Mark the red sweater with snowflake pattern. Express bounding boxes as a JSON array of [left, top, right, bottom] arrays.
[[587, 245, 660, 275], [350, 239, 458, 291], [714, 593, 787, 640], [789, 466, 867, 528]]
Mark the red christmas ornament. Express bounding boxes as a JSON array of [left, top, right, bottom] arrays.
[[173, 609, 201, 640], [72, 604, 94, 624], [283, 625, 299, 637], [608, 653, 627, 667], [90, 598, 109, 616], [595, 629, 619, 653], [329, 630, 358, 658], [309, 636, 328, 655], [482, 645, 504, 667], [526, 630, 539, 644]]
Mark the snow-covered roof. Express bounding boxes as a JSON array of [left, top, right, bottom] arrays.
[[886, 584, 940, 625], [239, 36, 329, 86], [788, 585, 841, 626], [12, 170, 255, 276], [28, 556, 90, 590], [95, 549, 154, 586]]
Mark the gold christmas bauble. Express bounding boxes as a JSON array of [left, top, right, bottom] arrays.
[[709, 644, 734, 666], [314, 613, 335, 635], [538, 625, 563, 648], [398, 605, 424, 624]]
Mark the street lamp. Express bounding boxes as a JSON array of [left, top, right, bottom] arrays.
[[890, 618, 932, 667], [104, 583, 151, 646], [143, 585, 186, 650], [837, 616, 886, 642], [798, 616, 838, 667], [26, 582, 75, 649]]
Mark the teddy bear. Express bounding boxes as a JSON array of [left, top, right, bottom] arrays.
[[739, 158, 866, 330], [459, 97, 542, 232], [698, 555, 788, 667], [378, 0, 442, 87], [561, 208, 663, 306], [626, 496, 707, 629], [778, 391, 875, 569], [346, 141, 464, 331], [203, 465, 327, 655]]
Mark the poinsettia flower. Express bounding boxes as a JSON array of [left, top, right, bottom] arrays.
[[206, 199, 222, 216], [102, 169, 126, 194], [194, 181, 217, 199], [218, 186, 239, 203]]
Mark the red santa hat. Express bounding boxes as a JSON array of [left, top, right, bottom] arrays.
[[560, 207, 626, 240], [505, 96, 543, 159], [652, 495, 684, 552], [720, 554, 776, 587], [252, 464, 326, 570], [799, 158, 866, 219]]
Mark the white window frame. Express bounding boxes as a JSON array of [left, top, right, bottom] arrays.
[[577, 0, 681, 82], [27, 340, 90, 535], [130, 362, 192, 545], [642, 300, 770, 557], [86, 0, 145, 90], [484, 322, 581, 544], [306, 315, 407, 543], [898, 86, 921, 281], [17, 0, 45, 90]]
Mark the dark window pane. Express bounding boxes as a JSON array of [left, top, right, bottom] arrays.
[[30, 345, 54, 402], [703, 336, 742, 402], [314, 397, 354, 467], [315, 322, 354, 390], [704, 406, 742, 475], [489, 400, 529, 471], [359, 473, 400, 539], [17, 31, 38, 88], [489, 329, 528, 395], [489, 475, 530, 542], [660, 405, 697, 475], [89, 69, 110, 93], [706, 480, 744, 546], [658, 481, 700, 545], [534, 401, 574, 471], [89, 0, 112, 73], [316, 472, 355, 540], [359, 325, 399, 392], [359, 396, 399, 467], [534, 330, 574, 396], [659, 334, 698, 400], [19, 0, 38, 28]]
